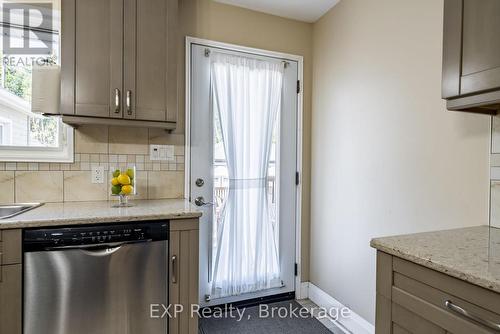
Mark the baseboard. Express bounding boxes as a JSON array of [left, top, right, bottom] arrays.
[[296, 281, 310, 300], [305, 282, 374, 334]]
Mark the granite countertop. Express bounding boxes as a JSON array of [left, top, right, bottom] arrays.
[[371, 226, 500, 294], [0, 199, 202, 229]]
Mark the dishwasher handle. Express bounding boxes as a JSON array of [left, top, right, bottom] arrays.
[[43, 239, 152, 251], [81, 245, 123, 257]]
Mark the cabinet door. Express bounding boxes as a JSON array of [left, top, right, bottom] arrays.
[[460, 0, 500, 95], [0, 229, 21, 265], [442, 0, 463, 98], [0, 265, 22, 334], [169, 220, 199, 334], [124, 0, 178, 122], [62, 0, 123, 117]]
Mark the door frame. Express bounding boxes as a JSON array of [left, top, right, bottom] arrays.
[[184, 36, 305, 300]]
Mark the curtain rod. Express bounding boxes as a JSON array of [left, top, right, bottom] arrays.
[[0, 22, 58, 35]]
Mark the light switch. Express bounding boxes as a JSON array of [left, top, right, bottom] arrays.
[[165, 145, 175, 162], [150, 144, 174, 161], [150, 145, 161, 161]]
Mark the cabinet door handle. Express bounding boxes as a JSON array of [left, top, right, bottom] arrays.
[[445, 300, 500, 331], [171, 255, 177, 284], [126, 90, 132, 115], [114, 88, 121, 113]]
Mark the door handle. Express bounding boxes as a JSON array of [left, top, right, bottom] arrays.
[[171, 255, 177, 284], [126, 90, 132, 115], [194, 196, 213, 207], [445, 300, 500, 331], [114, 88, 121, 113]]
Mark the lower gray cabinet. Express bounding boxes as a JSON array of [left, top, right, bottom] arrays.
[[376, 251, 500, 334], [0, 229, 22, 334], [0, 222, 200, 334], [169, 219, 199, 334], [0, 264, 22, 334]]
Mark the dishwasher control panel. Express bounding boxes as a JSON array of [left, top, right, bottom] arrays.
[[24, 221, 169, 251]]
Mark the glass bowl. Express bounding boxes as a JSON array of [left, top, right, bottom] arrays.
[[110, 166, 136, 207]]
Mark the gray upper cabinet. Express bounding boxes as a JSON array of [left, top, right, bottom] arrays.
[[75, 0, 123, 119], [59, 0, 178, 129], [124, 0, 178, 122], [442, 0, 500, 114]]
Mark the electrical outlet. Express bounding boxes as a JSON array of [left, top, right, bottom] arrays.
[[92, 166, 105, 184]]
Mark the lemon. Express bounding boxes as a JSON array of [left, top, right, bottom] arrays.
[[112, 169, 121, 178], [126, 168, 135, 179], [117, 174, 131, 185], [121, 185, 133, 195], [111, 177, 120, 186], [111, 185, 122, 195]]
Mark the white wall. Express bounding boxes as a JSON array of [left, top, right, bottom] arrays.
[[0, 109, 28, 146], [310, 0, 490, 324]]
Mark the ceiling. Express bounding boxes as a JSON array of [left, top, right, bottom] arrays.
[[213, 0, 341, 23]]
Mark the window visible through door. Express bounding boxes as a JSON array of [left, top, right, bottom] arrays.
[[213, 112, 279, 238], [211, 85, 281, 298]]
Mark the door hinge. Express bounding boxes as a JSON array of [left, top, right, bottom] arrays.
[[294, 263, 298, 276], [297, 80, 301, 94], [295, 172, 300, 185]]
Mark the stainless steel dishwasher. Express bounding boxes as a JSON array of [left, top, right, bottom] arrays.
[[23, 221, 169, 334]]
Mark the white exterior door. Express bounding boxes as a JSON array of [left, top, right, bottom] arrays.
[[188, 41, 299, 306]]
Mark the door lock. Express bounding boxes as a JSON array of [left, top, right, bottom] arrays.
[[195, 178, 205, 187]]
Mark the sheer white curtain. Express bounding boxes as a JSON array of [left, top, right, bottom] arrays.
[[210, 52, 284, 299]]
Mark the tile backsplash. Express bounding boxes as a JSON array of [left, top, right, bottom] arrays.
[[491, 116, 500, 228], [0, 125, 185, 203]]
